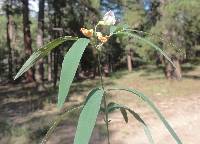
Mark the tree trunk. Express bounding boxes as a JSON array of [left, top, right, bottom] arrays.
[[35, 0, 45, 83], [6, 0, 13, 81], [48, 54, 52, 81], [127, 48, 132, 72], [164, 56, 182, 80], [52, 1, 62, 88], [22, 0, 34, 82], [107, 54, 113, 73], [164, 61, 173, 79], [53, 49, 58, 88], [172, 56, 182, 80]]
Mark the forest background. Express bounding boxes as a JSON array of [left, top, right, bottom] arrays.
[[0, 0, 200, 144]]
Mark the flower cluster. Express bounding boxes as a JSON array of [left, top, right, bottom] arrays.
[[80, 28, 93, 38], [80, 10, 116, 43]]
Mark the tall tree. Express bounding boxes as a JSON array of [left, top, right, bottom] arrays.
[[5, 0, 14, 81], [144, 0, 200, 79], [35, 0, 45, 83], [123, 0, 146, 71], [127, 48, 133, 72], [22, 0, 34, 82]]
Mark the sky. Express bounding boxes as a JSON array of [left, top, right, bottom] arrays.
[[29, 0, 39, 12], [28, 0, 152, 15]]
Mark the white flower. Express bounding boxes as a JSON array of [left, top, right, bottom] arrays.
[[101, 10, 116, 25]]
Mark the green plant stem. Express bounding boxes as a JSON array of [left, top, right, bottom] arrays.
[[97, 51, 110, 144], [95, 22, 110, 143], [97, 52, 104, 90]]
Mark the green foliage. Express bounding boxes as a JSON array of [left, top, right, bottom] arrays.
[[147, 0, 200, 58], [110, 23, 129, 35], [122, 0, 146, 28], [58, 38, 90, 108], [74, 88, 104, 144], [115, 31, 175, 67], [14, 36, 78, 80], [0, 16, 6, 50], [88, 0, 100, 9], [0, 16, 7, 78]]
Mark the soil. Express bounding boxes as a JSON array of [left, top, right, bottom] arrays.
[[47, 94, 200, 144]]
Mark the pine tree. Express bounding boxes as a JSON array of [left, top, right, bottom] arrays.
[[22, 0, 34, 82]]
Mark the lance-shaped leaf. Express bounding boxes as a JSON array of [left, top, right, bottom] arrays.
[[115, 31, 176, 68], [14, 36, 78, 80], [74, 88, 104, 144], [107, 102, 154, 144], [110, 24, 129, 35], [57, 38, 90, 108], [120, 108, 128, 123], [108, 88, 182, 144]]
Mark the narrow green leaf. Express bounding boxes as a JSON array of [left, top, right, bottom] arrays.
[[128, 109, 154, 144], [107, 102, 154, 144], [115, 31, 176, 68], [110, 26, 117, 35], [41, 103, 84, 144], [74, 88, 104, 144], [108, 88, 182, 144], [110, 24, 129, 35], [14, 36, 78, 80], [100, 106, 105, 113], [120, 108, 128, 123], [57, 38, 90, 109], [107, 102, 116, 112]]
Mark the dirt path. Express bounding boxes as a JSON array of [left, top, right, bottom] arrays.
[[47, 94, 200, 144], [107, 94, 200, 144]]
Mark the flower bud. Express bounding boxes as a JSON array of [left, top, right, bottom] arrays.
[[98, 35, 110, 43], [80, 28, 93, 37]]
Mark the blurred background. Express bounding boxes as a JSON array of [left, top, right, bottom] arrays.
[[0, 0, 200, 144]]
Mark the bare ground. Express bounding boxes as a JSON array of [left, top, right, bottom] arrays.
[[108, 94, 200, 144], [46, 93, 200, 144]]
